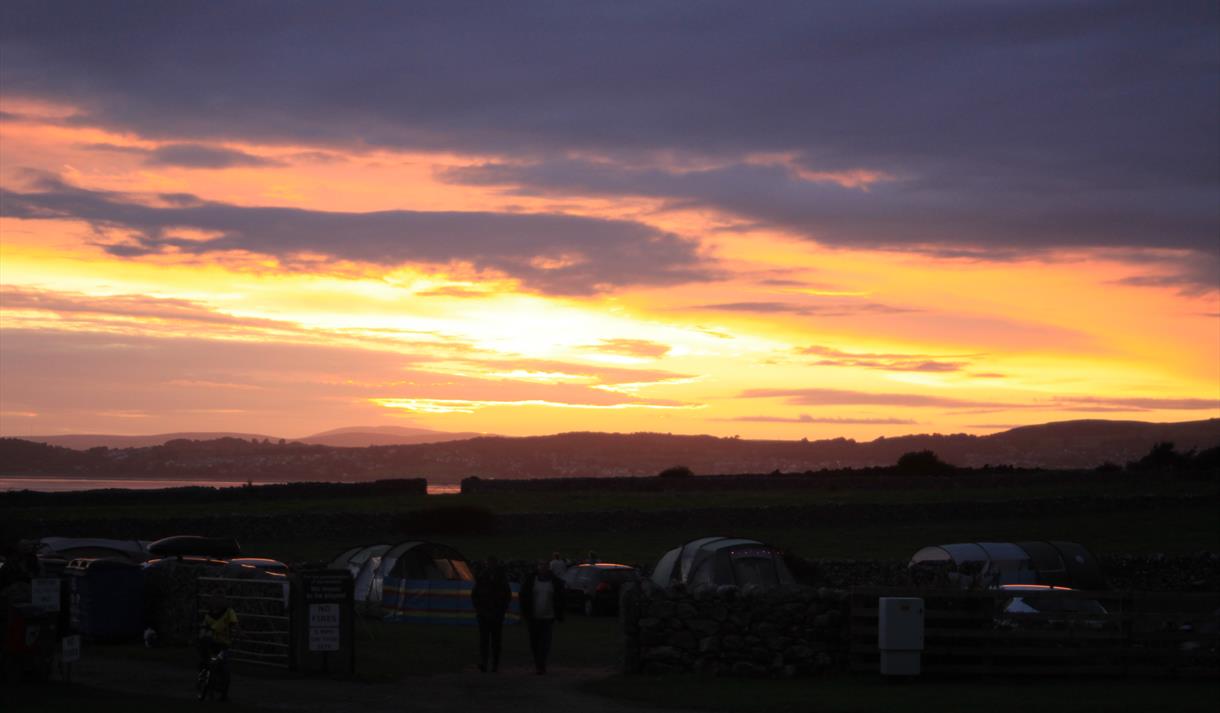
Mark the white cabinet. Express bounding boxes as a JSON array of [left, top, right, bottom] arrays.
[[878, 597, 924, 676]]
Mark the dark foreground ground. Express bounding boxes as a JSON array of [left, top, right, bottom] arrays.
[[4, 617, 1218, 713], [5, 474, 1217, 711]]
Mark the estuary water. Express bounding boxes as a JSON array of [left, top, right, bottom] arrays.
[[0, 476, 460, 495]]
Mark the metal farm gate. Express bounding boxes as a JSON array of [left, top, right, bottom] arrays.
[[197, 576, 292, 669], [850, 587, 1220, 677]]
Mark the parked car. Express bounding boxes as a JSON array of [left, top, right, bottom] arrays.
[[141, 556, 230, 573], [993, 584, 1112, 631], [563, 563, 640, 616], [223, 558, 289, 578]]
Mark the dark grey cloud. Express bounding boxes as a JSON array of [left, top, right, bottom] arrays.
[[3, 1, 1215, 265], [0, 284, 486, 355], [1112, 271, 1220, 297], [1049, 396, 1220, 412], [442, 156, 1220, 261], [82, 142, 281, 168], [0, 285, 291, 331], [724, 414, 916, 425], [740, 388, 1220, 412], [799, 345, 968, 372], [0, 176, 711, 294], [691, 301, 915, 317], [741, 388, 1011, 409]]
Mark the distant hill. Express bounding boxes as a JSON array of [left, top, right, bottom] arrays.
[[18, 432, 280, 450], [297, 426, 487, 447], [17, 426, 487, 450], [1, 419, 1216, 485]]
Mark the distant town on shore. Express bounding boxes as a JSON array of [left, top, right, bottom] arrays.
[[3, 418, 1217, 486]]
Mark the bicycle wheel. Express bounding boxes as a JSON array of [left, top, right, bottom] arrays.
[[196, 668, 211, 701]]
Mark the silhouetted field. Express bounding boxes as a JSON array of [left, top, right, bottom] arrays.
[[6, 462, 1216, 567], [5, 466, 1215, 519]]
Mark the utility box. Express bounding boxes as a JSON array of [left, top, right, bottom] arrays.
[[65, 558, 145, 641], [878, 596, 924, 676]]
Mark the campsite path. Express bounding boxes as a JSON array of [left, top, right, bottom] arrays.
[[70, 654, 697, 713]]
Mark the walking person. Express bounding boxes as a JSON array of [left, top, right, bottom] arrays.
[[548, 551, 567, 579], [470, 555, 512, 673], [519, 559, 565, 674]]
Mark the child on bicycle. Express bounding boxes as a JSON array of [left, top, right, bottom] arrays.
[[199, 590, 241, 658], [198, 590, 240, 700]]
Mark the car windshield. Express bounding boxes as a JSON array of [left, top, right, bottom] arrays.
[[595, 569, 637, 583]]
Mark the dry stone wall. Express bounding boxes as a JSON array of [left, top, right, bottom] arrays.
[[621, 582, 850, 678]]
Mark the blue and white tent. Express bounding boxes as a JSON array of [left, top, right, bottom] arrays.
[[908, 541, 1106, 590], [376, 541, 491, 625], [650, 536, 796, 589]]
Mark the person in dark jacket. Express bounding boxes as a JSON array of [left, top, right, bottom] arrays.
[[470, 555, 512, 672], [518, 559, 565, 674]]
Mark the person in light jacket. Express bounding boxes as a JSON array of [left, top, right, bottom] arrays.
[[518, 559, 565, 674]]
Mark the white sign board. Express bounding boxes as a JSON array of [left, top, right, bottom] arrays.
[[308, 627, 340, 652], [32, 578, 61, 611], [309, 603, 340, 628], [62, 634, 81, 663]]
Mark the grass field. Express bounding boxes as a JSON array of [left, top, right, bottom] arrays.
[[8, 473, 1216, 522], [1, 683, 270, 713], [29, 616, 1212, 713], [233, 499, 1220, 567], [582, 674, 1220, 713], [94, 610, 623, 681], [351, 611, 622, 681], [9, 474, 1214, 565]]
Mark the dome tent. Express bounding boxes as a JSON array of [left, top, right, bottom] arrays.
[[329, 543, 391, 577], [328, 546, 365, 570], [351, 558, 382, 604], [377, 541, 473, 583], [909, 541, 1106, 590], [650, 536, 796, 589], [377, 541, 484, 625], [328, 544, 393, 603]]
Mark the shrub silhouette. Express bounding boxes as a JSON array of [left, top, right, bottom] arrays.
[[1127, 441, 1220, 478], [1127, 442, 1190, 471], [895, 450, 955, 474], [657, 465, 694, 478]]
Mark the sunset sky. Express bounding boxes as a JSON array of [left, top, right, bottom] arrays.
[[1, 1, 1217, 440]]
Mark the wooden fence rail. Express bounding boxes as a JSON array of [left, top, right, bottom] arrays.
[[849, 587, 1219, 678]]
